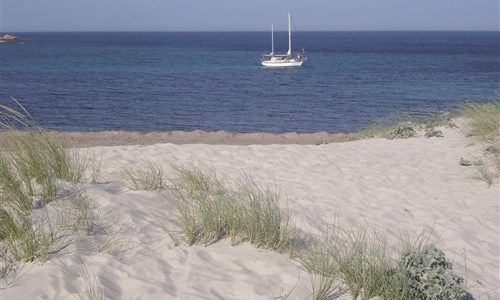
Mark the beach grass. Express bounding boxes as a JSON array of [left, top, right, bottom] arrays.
[[299, 223, 395, 299], [298, 223, 468, 300], [459, 101, 500, 185], [460, 101, 500, 144], [88, 153, 103, 184], [170, 164, 470, 299], [124, 158, 165, 190], [2, 212, 54, 263], [170, 164, 295, 252], [78, 266, 105, 300], [0, 101, 86, 210], [55, 188, 99, 236], [0, 101, 96, 272]]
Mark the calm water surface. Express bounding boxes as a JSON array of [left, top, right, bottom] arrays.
[[1, 31, 498, 133]]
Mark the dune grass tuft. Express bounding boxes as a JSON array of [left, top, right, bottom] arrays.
[[459, 101, 500, 186], [1, 211, 54, 263], [299, 223, 395, 299], [0, 100, 97, 278], [460, 101, 500, 144], [78, 266, 105, 300], [124, 158, 165, 190], [298, 223, 468, 300], [0, 100, 86, 212], [170, 164, 295, 252]]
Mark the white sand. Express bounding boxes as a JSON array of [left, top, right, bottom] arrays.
[[1, 122, 499, 299]]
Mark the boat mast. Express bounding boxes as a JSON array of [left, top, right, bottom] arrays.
[[271, 24, 274, 56], [287, 11, 292, 57]]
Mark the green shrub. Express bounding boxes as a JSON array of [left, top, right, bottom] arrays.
[[395, 245, 466, 299], [425, 127, 443, 138], [389, 122, 416, 139], [485, 145, 500, 154], [459, 158, 484, 167]]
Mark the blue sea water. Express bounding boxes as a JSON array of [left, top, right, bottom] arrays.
[[0, 31, 498, 133]]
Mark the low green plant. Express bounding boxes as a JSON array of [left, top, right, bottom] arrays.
[[389, 122, 416, 139], [485, 145, 500, 154], [395, 245, 466, 299], [459, 157, 484, 167], [424, 126, 444, 138], [315, 138, 329, 145]]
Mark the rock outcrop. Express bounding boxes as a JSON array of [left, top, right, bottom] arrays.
[[0, 34, 20, 43]]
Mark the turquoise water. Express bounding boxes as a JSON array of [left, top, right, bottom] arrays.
[[1, 31, 498, 133]]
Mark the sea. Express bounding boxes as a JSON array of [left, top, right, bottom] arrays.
[[0, 31, 498, 133]]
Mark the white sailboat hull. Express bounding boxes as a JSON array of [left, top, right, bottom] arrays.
[[261, 59, 304, 67]]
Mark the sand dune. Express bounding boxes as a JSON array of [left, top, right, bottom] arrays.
[[1, 121, 498, 299]]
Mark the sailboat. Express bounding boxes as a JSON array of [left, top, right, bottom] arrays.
[[261, 11, 306, 67]]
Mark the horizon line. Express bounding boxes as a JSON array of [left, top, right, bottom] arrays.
[[3, 29, 499, 33]]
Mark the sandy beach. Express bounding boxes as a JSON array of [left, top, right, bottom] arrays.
[[1, 119, 498, 299]]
